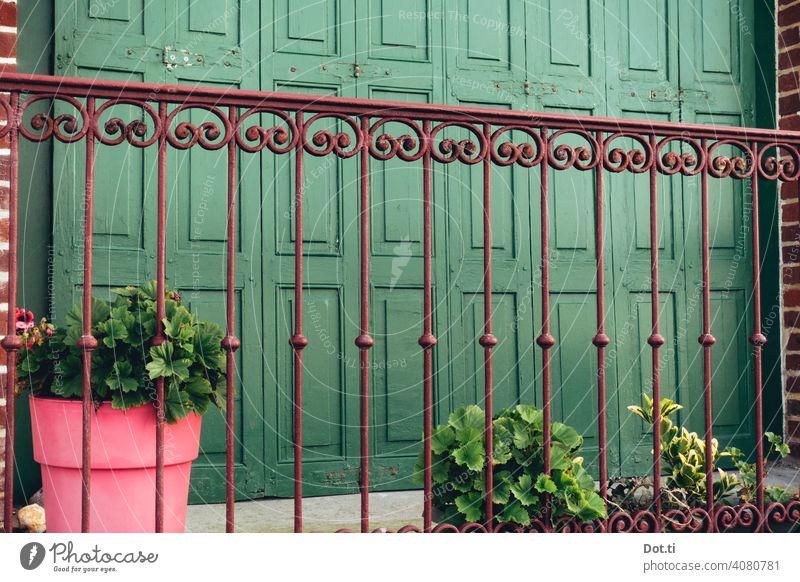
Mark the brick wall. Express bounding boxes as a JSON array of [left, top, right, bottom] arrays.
[[779, 0, 800, 459], [0, 0, 14, 533]]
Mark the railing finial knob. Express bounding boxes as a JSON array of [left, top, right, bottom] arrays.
[[698, 333, 716, 347], [355, 334, 374, 350], [536, 333, 555, 349], [418, 333, 437, 349], [289, 334, 308, 350], [76, 334, 98, 352]]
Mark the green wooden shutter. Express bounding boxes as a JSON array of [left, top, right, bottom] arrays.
[[53, 0, 265, 501]]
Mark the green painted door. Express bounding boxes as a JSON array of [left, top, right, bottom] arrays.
[[51, 0, 760, 499], [52, 0, 266, 501], [604, 0, 757, 475]]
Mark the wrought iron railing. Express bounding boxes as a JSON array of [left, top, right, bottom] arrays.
[[1, 72, 799, 533]]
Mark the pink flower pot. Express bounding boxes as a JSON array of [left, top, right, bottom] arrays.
[[30, 395, 202, 533]]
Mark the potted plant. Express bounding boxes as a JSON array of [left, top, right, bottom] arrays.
[[15, 282, 228, 532]]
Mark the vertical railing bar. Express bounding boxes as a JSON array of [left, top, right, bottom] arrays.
[[79, 96, 98, 533], [419, 119, 436, 533], [749, 142, 766, 532], [1, 92, 20, 534], [356, 116, 374, 533], [536, 127, 554, 530], [480, 123, 497, 529], [154, 100, 168, 533], [223, 106, 241, 533], [699, 138, 716, 529], [593, 130, 609, 519], [290, 111, 308, 533], [647, 134, 664, 530]]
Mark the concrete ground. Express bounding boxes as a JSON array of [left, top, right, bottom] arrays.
[[764, 458, 800, 490], [186, 490, 424, 533], [186, 459, 800, 533]]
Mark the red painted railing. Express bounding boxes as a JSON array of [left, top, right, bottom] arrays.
[[1, 72, 799, 533]]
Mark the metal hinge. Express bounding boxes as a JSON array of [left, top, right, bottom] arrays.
[[448, 79, 558, 101], [162, 46, 205, 69], [646, 88, 710, 103], [318, 62, 391, 79]]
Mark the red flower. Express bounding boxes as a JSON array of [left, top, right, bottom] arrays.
[[15, 308, 34, 334]]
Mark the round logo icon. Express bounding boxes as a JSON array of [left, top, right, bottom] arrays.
[[20, 542, 46, 570]]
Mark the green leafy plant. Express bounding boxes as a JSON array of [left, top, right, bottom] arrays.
[[628, 394, 796, 506], [413, 404, 607, 527], [16, 282, 228, 423], [628, 394, 735, 501], [727, 432, 794, 504]]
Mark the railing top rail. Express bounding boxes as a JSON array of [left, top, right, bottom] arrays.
[[0, 72, 796, 145]]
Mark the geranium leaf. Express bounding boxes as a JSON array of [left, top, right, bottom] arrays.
[[515, 405, 541, 427], [454, 491, 483, 523], [448, 405, 484, 433], [551, 422, 582, 450], [431, 425, 456, 455], [511, 474, 540, 506], [453, 440, 484, 472], [499, 501, 530, 526], [534, 473, 557, 495]]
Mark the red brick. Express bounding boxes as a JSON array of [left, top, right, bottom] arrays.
[[779, 90, 800, 115], [785, 287, 800, 306], [0, 2, 15, 29], [779, 3, 800, 28], [779, 45, 800, 70], [779, 69, 800, 93], [779, 113, 800, 130], [779, 25, 800, 51], [783, 223, 800, 243], [788, 376, 800, 395], [785, 310, 800, 328], [788, 397, 800, 417], [782, 244, 800, 264], [788, 419, 800, 441], [0, 32, 15, 58], [783, 201, 800, 222], [783, 265, 800, 284], [781, 181, 798, 201], [787, 332, 800, 350], [785, 352, 800, 370]]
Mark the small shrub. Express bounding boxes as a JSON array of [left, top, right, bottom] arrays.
[[628, 394, 795, 506], [413, 404, 606, 527]]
